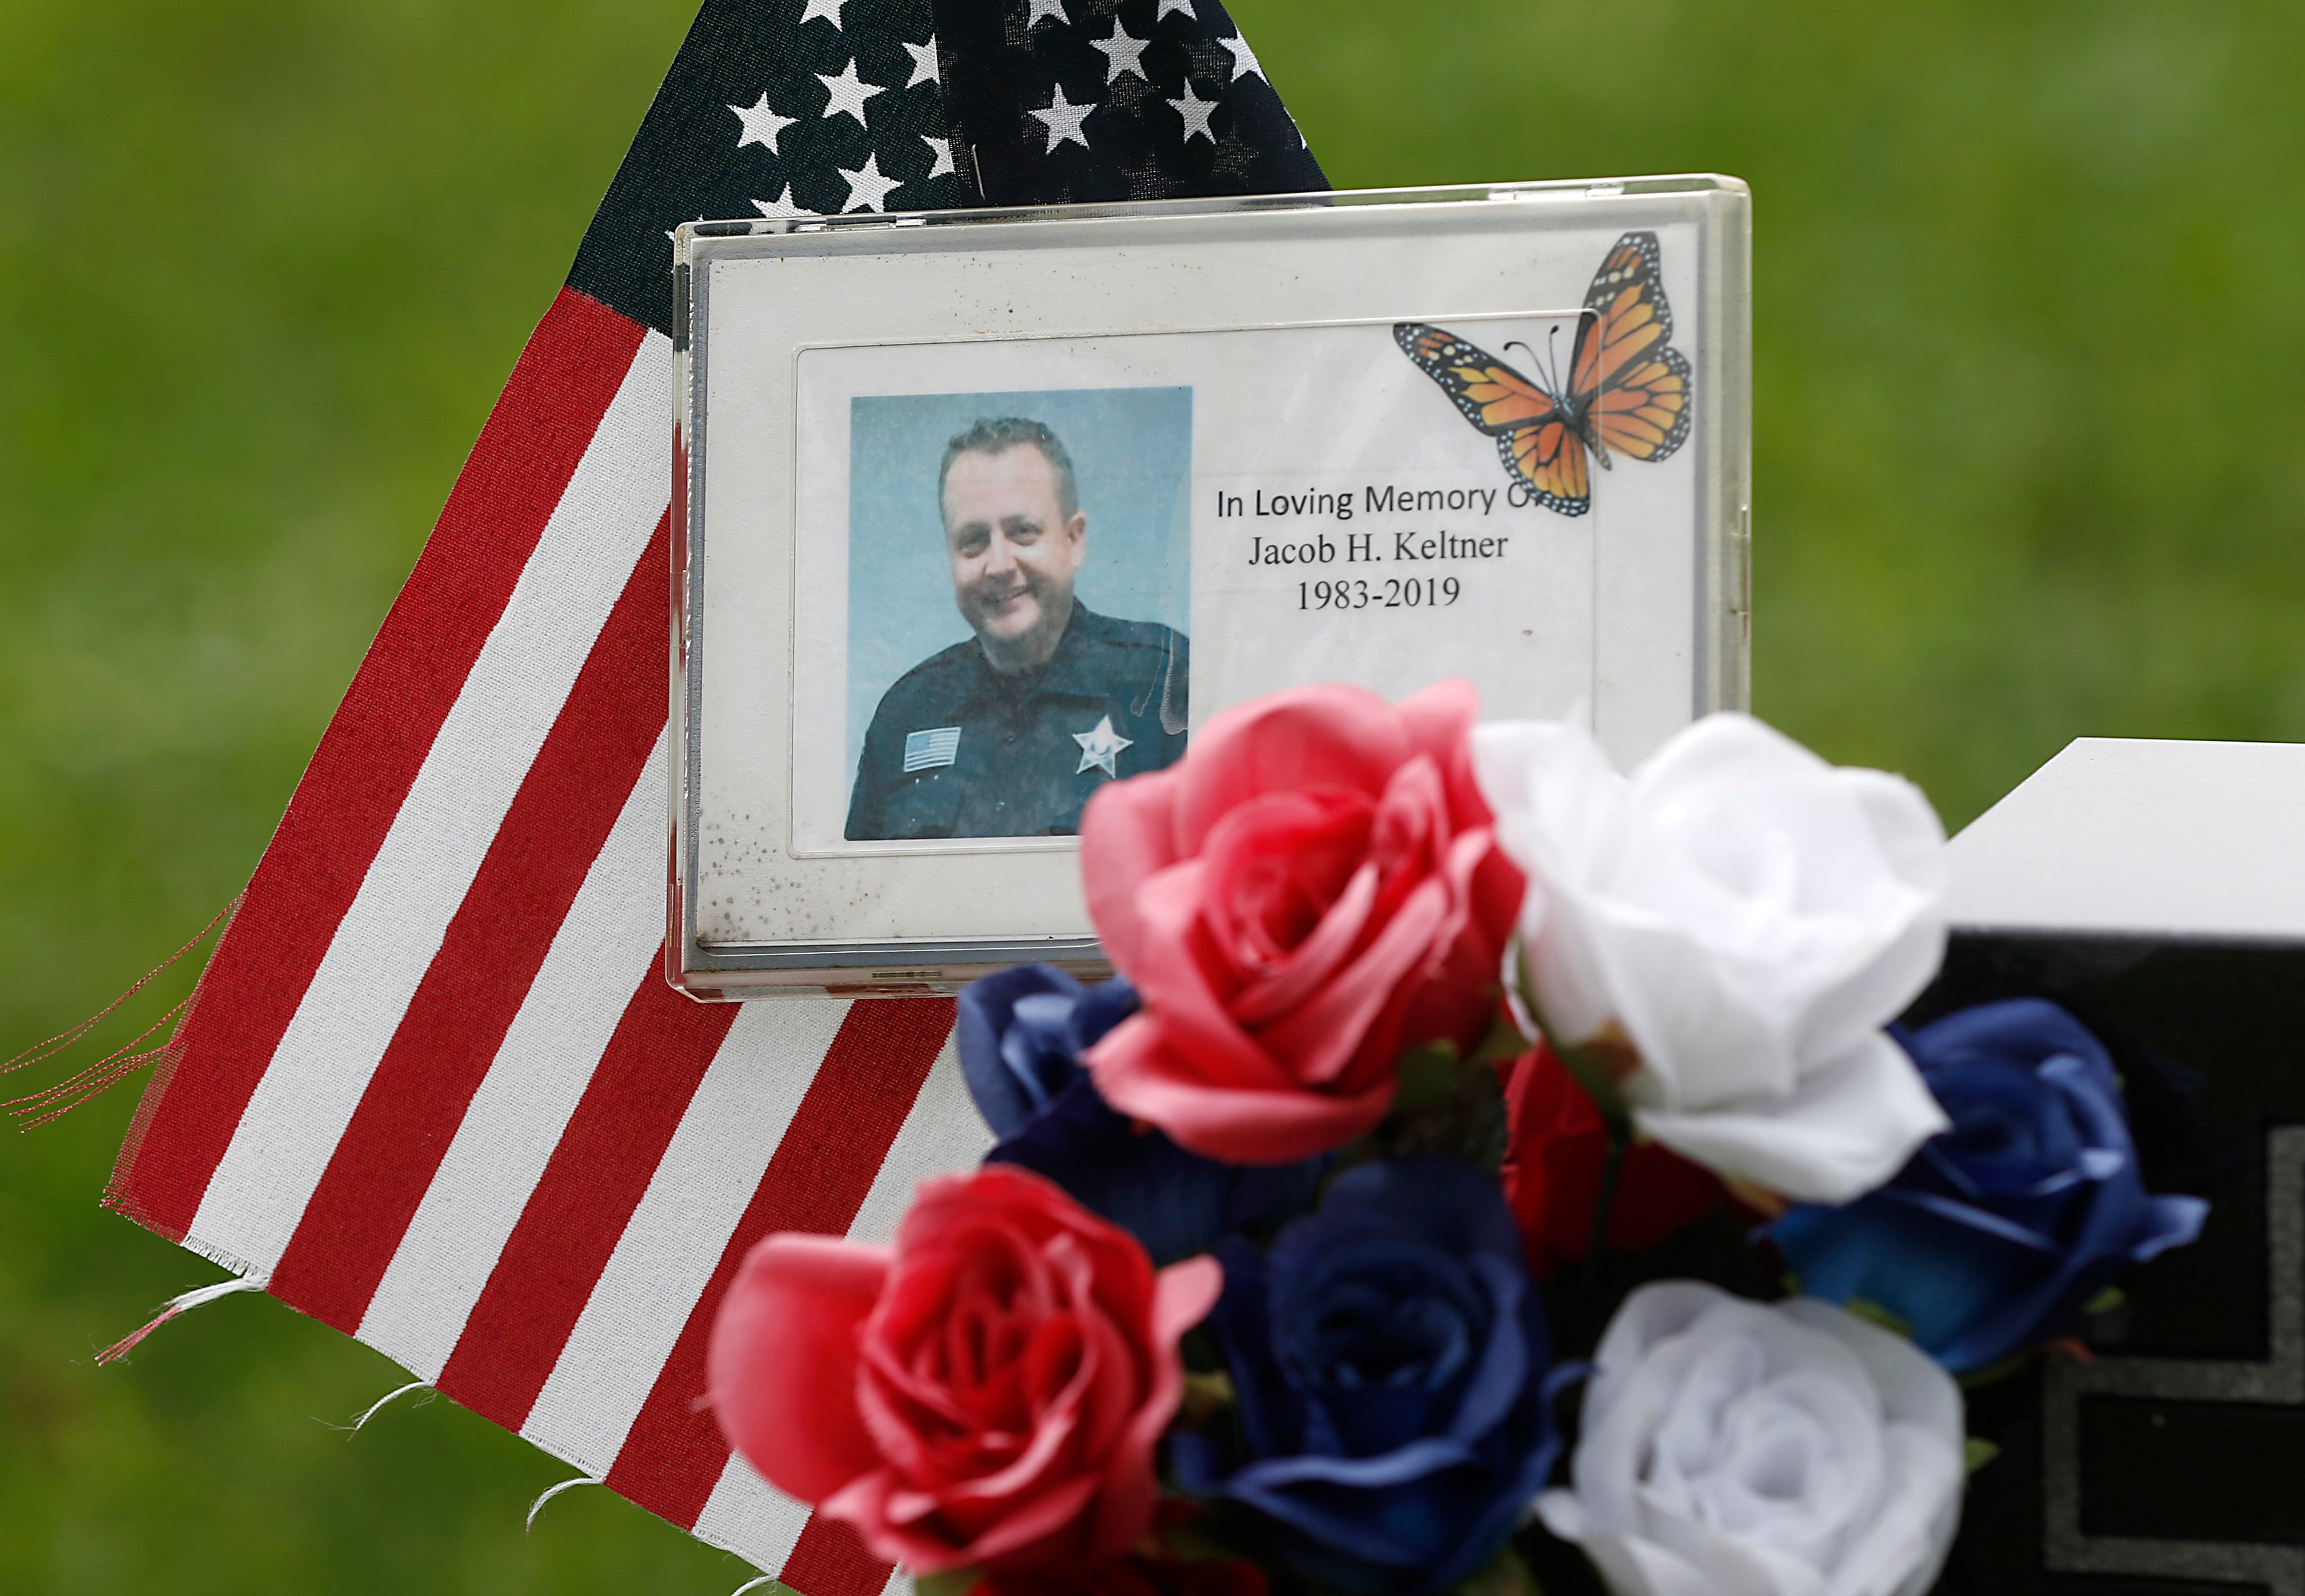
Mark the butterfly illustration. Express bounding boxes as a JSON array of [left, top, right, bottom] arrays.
[[1395, 232, 1693, 517]]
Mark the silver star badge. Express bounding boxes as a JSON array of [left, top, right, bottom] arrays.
[[1073, 714, 1134, 777]]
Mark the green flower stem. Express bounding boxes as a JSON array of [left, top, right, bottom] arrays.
[[1581, 1114, 1630, 1297], [1510, 940, 1637, 1120]]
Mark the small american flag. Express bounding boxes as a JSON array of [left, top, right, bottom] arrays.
[[100, 2, 1323, 1592], [903, 727, 964, 772]]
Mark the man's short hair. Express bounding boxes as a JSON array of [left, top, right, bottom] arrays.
[[937, 416, 1080, 524]]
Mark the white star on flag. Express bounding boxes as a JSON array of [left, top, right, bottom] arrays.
[[902, 38, 941, 87], [836, 152, 903, 212], [799, 0, 845, 26], [1170, 84, 1218, 143], [1092, 22, 1152, 83], [1073, 715, 1134, 777], [1024, 0, 1069, 29], [1156, 0, 1195, 18], [1218, 32, 1265, 83], [750, 186, 815, 218], [729, 93, 797, 154], [816, 59, 884, 129], [921, 134, 956, 178], [1030, 84, 1095, 151]]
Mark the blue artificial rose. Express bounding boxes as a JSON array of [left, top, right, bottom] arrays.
[[957, 964, 1323, 1265], [1769, 997, 2208, 1373], [1170, 1158, 1564, 1595]]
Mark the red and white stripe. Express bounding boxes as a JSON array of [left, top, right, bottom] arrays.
[[109, 289, 990, 1596]]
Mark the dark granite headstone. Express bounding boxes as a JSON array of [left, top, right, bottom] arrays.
[[1923, 739, 2305, 1596]]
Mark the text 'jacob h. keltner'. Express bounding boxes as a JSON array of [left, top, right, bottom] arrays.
[[1221, 483, 1526, 568]]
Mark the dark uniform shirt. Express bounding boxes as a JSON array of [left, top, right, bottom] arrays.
[[845, 604, 1189, 841]]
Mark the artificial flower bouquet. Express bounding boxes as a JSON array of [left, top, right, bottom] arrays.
[[706, 682, 2212, 1596]]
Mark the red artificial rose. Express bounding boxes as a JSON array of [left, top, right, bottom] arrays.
[[1502, 1042, 1736, 1278], [1080, 680, 1522, 1163], [706, 1166, 1222, 1574]]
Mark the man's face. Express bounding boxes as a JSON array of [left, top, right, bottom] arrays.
[[941, 443, 1087, 670]]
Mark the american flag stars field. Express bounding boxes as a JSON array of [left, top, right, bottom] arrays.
[[708, 0, 1318, 225]]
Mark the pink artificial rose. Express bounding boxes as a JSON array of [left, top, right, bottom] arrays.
[[1080, 679, 1523, 1163], [706, 1165, 1222, 1576]]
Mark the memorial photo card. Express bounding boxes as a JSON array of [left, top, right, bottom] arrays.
[[674, 181, 1749, 991]]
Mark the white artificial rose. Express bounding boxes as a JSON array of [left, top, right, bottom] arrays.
[[1471, 713, 1951, 1204], [1539, 1283, 1965, 1596]]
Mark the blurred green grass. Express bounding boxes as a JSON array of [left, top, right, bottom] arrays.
[[3, 0, 2302, 1590]]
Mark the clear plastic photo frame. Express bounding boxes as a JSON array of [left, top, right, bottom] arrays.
[[672, 176, 1751, 997]]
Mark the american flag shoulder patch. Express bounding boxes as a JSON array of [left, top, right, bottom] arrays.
[[903, 727, 962, 773]]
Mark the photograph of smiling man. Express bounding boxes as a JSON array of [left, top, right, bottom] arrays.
[[845, 392, 1192, 842]]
